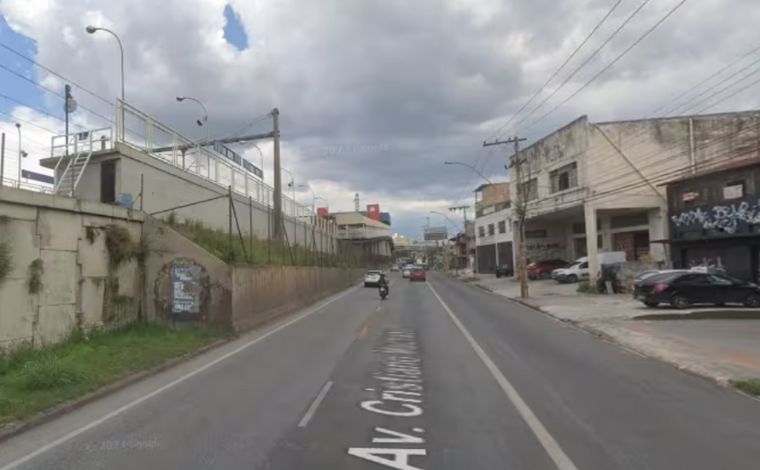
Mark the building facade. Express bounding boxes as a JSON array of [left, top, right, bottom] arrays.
[[474, 183, 514, 274], [666, 159, 760, 282], [511, 110, 760, 280]]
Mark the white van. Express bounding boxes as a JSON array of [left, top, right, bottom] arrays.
[[552, 251, 626, 283]]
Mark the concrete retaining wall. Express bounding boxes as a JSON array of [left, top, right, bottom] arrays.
[[0, 186, 143, 350], [231, 266, 362, 332], [141, 217, 232, 328]]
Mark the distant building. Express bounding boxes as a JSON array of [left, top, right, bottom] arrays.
[[330, 211, 393, 259], [474, 182, 513, 274]]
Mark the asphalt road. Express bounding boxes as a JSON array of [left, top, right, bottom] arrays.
[[2, 272, 760, 469]]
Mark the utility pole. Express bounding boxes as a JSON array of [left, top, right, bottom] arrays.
[[448, 205, 469, 222], [483, 136, 528, 298], [271, 108, 283, 241]]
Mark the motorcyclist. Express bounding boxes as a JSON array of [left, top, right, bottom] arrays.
[[378, 273, 389, 297]]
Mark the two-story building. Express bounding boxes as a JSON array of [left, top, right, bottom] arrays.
[[474, 182, 513, 274], [511, 110, 760, 280], [666, 158, 760, 282]]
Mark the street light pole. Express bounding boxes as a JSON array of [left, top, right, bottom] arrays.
[[86, 26, 125, 136], [15, 123, 24, 186], [176, 96, 209, 144]]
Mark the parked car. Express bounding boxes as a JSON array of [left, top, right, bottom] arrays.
[[633, 271, 760, 309], [634, 269, 689, 283], [528, 259, 568, 279], [409, 268, 427, 282], [495, 264, 513, 278], [390, 265, 400, 272], [364, 270, 383, 287], [553, 252, 627, 283]]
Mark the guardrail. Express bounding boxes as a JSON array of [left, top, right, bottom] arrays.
[[114, 99, 313, 220]]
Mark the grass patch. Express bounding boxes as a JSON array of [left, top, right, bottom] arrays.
[[171, 218, 350, 267], [731, 379, 760, 396], [0, 324, 229, 428]]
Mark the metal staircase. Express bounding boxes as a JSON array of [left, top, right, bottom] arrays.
[[54, 131, 94, 197]]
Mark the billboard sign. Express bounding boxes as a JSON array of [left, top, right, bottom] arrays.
[[21, 170, 54, 185], [366, 204, 381, 221], [424, 226, 448, 241]]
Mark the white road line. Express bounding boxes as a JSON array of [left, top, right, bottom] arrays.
[[298, 381, 333, 427], [427, 282, 579, 470], [0, 287, 357, 470]]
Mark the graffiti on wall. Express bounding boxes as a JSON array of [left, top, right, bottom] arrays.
[[671, 200, 760, 234]]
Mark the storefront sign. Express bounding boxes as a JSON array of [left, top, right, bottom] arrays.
[[723, 184, 744, 200], [681, 191, 700, 202]]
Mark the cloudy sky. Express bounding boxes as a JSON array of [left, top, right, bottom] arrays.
[[1, 0, 760, 237]]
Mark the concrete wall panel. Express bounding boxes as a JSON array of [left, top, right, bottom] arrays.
[[40, 249, 77, 306], [35, 304, 77, 346]]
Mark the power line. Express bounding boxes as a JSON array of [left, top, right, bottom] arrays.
[[0, 109, 58, 134], [0, 55, 116, 126], [654, 44, 760, 116], [0, 42, 114, 106], [486, 0, 625, 141], [524, 0, 690, 132], [0, 92, 85, 130], [478, 0, 650, 178]]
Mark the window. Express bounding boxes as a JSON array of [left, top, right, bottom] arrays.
[[498, 221, 506, 234], [550, 162, 578, 193], [488, 224, 495, 236], [478, 226, 485, 238], [675, 274, 711, 286], [579, 262, 588, 269], [708, 274, 734, 286], [519, 178, 539, 201], [723, 181, 744, 200]]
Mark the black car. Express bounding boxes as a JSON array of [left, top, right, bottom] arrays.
[[495, 264, 513, 278], [633, 271, 760, 309]]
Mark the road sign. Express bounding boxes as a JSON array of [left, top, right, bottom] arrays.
[[424, 226, 447, 241]]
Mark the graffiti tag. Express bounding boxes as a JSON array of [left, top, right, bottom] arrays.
[[671, 200, 760, 234]]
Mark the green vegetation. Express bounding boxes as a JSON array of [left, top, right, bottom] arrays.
[[0, 324, 229, 427], [731, 379, 760, 396], [27, 258, 44, 294], [577, 281, 598, 294], [0, 242, 11, 281], [170, 218, 350, 267], [104, 224, 139, 268]]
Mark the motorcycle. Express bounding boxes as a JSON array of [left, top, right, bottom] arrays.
[[379, 285, 388, 300]]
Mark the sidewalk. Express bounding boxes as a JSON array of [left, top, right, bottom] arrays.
[[475, 276, 760, 387]]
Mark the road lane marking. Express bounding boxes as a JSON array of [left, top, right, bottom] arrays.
[[427, 282, 579, 470], [298, 381, 333, 428], [0, 287, 358, 470]]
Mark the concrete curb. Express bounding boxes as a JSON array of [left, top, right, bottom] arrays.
[[633, 310, 760, 321], [0, 336, 233, 444]]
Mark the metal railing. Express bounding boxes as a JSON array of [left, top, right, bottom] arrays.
[[114, 99, 314, 221], [0, 177, 54, 193], [50, 127, 113, 159]]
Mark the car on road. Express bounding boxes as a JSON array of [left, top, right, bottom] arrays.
[[495, 264, 513, 278], [553, 252, 626, 283], [528, 259, 568, 280], [633, 271, 760, 309], [390, 265, 400, 272], [409, 268, 427, 282], [402, 265, 414, 278], [364, 270, 383, 287]]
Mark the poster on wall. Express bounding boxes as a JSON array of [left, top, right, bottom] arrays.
[[171, 263, 202, 313]]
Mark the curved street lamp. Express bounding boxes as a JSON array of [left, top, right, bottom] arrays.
[[443, 161, 493, 184], [176, 96, 209, 144], [85, 26, 124, 103]]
